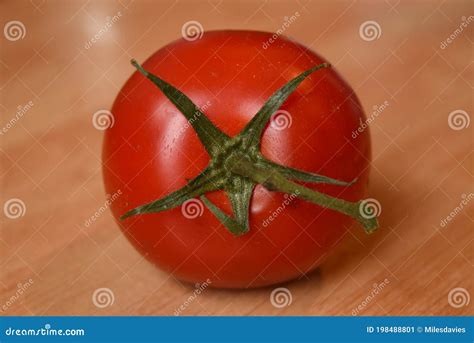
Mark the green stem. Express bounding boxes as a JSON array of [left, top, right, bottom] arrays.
[[121, 60, 379, 236], [230, 156, 378, 233], [120, 168, 221, 219], [239, 63, 331, 150], [131, 59, 229, 157], [255, 157, 356, 186]]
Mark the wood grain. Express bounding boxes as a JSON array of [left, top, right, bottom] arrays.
[[0, 0, 472, 316]]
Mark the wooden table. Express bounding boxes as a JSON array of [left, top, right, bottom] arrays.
[[1, 0, 472, 316]]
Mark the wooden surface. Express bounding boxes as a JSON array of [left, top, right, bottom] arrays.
[[1, 0, 472, 316]]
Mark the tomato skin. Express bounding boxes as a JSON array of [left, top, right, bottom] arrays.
[[102, 30, 371, 288]]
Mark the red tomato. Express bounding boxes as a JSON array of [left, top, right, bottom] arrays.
[[102, 30, 371, 288]]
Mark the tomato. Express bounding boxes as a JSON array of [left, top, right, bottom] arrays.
[[102, 30, 371, 288]]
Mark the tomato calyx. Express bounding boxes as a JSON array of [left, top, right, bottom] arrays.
[[120, 59, 379, 235]]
